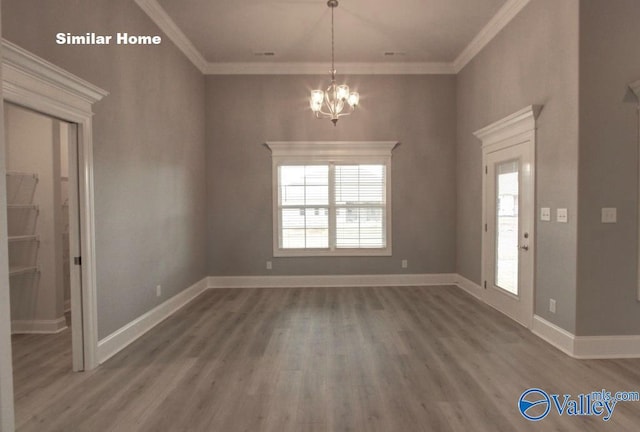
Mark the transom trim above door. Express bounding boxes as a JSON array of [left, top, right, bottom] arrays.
[[474, 105, 542, 149]]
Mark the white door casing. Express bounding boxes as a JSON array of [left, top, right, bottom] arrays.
[[475, 106, 540, 328], [1, 39, 108, 372]]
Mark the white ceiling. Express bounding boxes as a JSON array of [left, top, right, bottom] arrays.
[[138, 0, 530, 74]]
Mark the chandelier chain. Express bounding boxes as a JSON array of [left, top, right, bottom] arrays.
[[331, 3, 335, 79]]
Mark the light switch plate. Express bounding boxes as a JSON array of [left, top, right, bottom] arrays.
[[540, 207, 551, 222], [557, 208, 568, 223], [601, 208, 617, 224]]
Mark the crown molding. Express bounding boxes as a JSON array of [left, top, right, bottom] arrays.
[[453, 0, 531, 73], [136, 0, 528, 76], [204, 61, 455, 75], [134, 0, 208, 73]]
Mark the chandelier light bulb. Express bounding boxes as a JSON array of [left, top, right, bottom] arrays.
[[336, 84, 349, 100], [348, 92, 360, 107]]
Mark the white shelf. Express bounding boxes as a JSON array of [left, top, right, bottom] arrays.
[[7, 204, 38, 211], [6, 171, 38, 181], [9, 266, 39, 276], [8, 235, 39, 243]]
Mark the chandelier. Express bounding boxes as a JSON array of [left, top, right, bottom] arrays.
[[309, 0, 359, 126]]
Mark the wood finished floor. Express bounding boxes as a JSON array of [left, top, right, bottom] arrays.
[[11, 286, 640, 431]]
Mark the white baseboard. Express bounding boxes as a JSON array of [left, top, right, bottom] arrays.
[[97, 277, 208, 364], [532, 315, 640, 359], [94, 273, 640, 363], [11, 317, 67, 334], [532, 315, 575, 357], [454, 274, 483, 300], [573, 335, 640, 359], [208, 273, 457, 289]]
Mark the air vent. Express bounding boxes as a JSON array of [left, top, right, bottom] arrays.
[[383, 51, 406, 57], [253, 51, 276, 57]]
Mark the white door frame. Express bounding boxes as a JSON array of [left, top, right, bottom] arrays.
[[630, 80, 640, 301], [475, 105, 541, 328], [1, 39, 107, 371]]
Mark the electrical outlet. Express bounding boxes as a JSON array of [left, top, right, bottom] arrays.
[[401, 259, 408, 269], [156, 285, 162, 297], [557, 208, 568, 223], [540, 207, 551, 222], [549, 299, 556, 314], [266, 261, 272, 270], [601, 208, 617, 224]]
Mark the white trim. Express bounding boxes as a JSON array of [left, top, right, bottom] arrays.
[[2, 41, 107, 108], [265, 141, 399, 158], [204, 61, 455, 75], [97, 277, 208, 364], [477, 105, 539, 329], [134, 0, 208, 73], [453, 0, 531, 73], [93, 274, 640, 362], [266, 141, 398, 258], [532, 315, 640, 359], [574, 335, 640, 359], [2, 39, 108, 371], [532, 315, 575, 357], [0, 32, 15, 432], [454, 274, 483, 300], [208, 273, 457, 289], [64, 299, 71, 313], [135, 0, 527, 76], [474, 105, 541, 148], [11, 317, 67, 334]]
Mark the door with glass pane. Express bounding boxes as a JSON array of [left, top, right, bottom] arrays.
[[483, 141, 534, 327]]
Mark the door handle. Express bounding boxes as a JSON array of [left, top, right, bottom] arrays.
[[519, 245, 529, 251]]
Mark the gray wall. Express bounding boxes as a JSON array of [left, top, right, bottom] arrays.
[[206, 75, 457, 276], [456, 0, 580, 332], [2, 0, 208, 339], [577, 0, 640, 335]]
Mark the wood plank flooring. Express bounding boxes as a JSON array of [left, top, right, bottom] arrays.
[[11, 286, 640, 431]]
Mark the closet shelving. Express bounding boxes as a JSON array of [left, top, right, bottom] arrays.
[[6, 171, 40, 277], [8, 234, 39, 243], [8, 204, 39, 210]]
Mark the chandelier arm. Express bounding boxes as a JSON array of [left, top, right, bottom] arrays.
[[324, 94, 337, 116], [336, 111, 353, 119], [316, 108, 333, 118]]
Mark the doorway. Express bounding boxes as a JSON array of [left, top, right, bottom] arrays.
[[476, 106, 539, 328], [4, 102, 84, 371]]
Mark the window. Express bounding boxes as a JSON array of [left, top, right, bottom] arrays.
[[266, 141, 397, 257]]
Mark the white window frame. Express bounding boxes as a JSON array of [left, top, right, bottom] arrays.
[[265, 141, 398, 257]]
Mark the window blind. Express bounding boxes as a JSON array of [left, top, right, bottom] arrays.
[[278, 163, 386, 251], [335, 165, 386, 248]]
